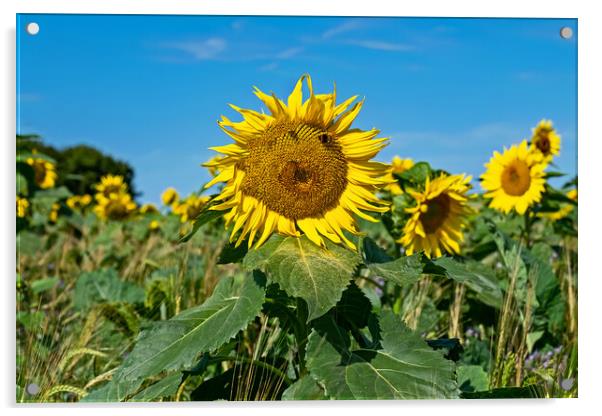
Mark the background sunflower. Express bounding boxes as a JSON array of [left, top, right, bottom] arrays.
[[481, 140, 547, 215], [531, 119, 561, 161], [398, 173, 472, 258]]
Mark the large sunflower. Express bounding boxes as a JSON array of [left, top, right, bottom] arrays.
[[530, 119, 560, 161], [398, 174, 472, 258], [204, 75, 391, 250], [481, 140, 547, 215], [26, 157, 57, 189]]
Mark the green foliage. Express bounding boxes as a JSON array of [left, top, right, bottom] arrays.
[[431, 257, 503, 308], [243, 235, 361, 321], [85, 273, 266, 401], [74, 269, 145, 311], [304, 310, 459, 399], [282, 376, 327, 400], [18, 135, 137, 197]]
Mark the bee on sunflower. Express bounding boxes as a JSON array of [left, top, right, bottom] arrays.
[[398, 173, 473, 258], [204, 74, 391, 250], [530, 119, 561, 162], [385, 156, 414, 195], [26, 157, 57, 189], [481, 140, 547, 215]]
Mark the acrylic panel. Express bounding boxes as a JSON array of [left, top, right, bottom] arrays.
[[16, 14, 577, 402]]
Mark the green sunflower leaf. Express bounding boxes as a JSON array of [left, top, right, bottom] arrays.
[[362, 238, 423, 286], [282, 375, 328, 400], [243, 235, 360, 321], [111, 272, 265, 385], [305, 310, 459, 400], [431, 257, 503, 309], [128, 372, 183, 402]]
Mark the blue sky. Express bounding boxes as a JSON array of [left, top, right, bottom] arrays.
[[17, 15, 577, 204]]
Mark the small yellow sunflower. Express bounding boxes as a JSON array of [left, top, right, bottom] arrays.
[[173, 194, 210, 223], [398, 174, 472, 258], [204, 75, 391, 250], [149, 220, 161, 230], [161, 187, 180, 206], [530, 119, 561, 161], [204, 155, 227, 177], [16, 196, 29, 218], [66, 194, 92, 210], [385, 157, 414, 195], [95, 175, 128, 203], [49, 203, 60, 223], [26, 158, 57, 189], [539, 188, 577, 221], [93, 192, 137, 220], [140, 203, 159, 214], [481, 140, 547, 215]]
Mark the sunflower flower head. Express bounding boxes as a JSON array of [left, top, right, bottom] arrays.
[[26, 157, 57, 189], [530, 119, 561, 161], [385, 157, 414, 195], [173, 194, 210, 223], [161, 187, 180, 206], [204, 74, 391, 250], [539, 188, 577, 221], [66, 194, 92, 210], [149, 220, 161, 230], [95, 174, 128, 203], [93, 192, 137, 220], [398, 173, 472, 258], [203, 155, 228, 177], [17, 196, 29, 218], [49, 203, 60, 223], [140, 203, 159, 215], [481, 140, 547, 215]]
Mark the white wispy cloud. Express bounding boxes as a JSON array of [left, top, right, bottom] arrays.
[[276, 46, 304, 59], [322, 20, 362, 39], [161, 37, 227, 60], [347, 40, 415, 52]]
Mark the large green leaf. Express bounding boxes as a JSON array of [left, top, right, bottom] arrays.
[[74, 269, 145, 311], [243, 235, 360, 321], [361, 237, 424, 286], [282, 376, 327, 400], [114, 273, 265, 384], [457, 365, 489, 393], [431, 257, 503, 309], [129, 372, 183, 402], [306, 310, 458, 399]]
